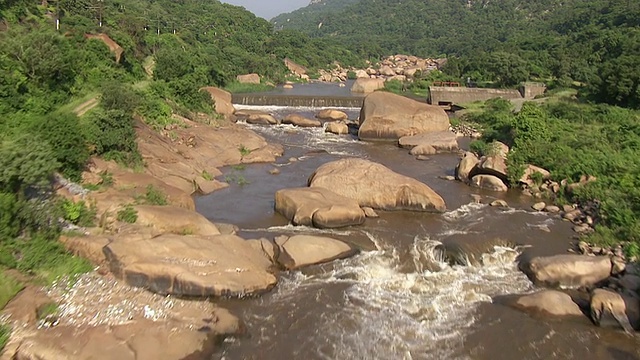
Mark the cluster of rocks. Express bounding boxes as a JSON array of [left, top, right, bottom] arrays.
[[529, 200, 600, 237], [449, 122, 481, 138], [234, 108, 353, 136], [505, 254, 640, 333], [317, 54, 445, 84], [0, 94, 368, 359], [275, 158, 446, 229]]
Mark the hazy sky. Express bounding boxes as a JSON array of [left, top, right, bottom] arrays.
[[221, 0, 309, 20]]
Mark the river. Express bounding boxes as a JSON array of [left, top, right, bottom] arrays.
[[195, 102, 640, 359]]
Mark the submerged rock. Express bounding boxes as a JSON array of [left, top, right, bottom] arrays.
[[501, 290, 584, 317], [308, 158, 446, 212], [274, 187, 366, 228], [358, 92, 449, 141], [275, 235, 355, 270], [325, 121, 350, 135], [104, 234, 277, 297], [590, 288, 640, 333], [398, 131, 459, 153], [316, 109, 348, 121], [520, 255, 612, 288], [470, 174, 508, 192], [283, 114, 322, 127]]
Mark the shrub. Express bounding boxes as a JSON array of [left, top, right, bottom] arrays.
[[27, 112, 89, 181], [62, 199, 96, 227], [86, 109, 141, 166]]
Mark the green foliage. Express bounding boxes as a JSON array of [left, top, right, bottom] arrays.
[[86, 109, 140, 166], [37, 302, 59, 320], [224, 82, 275, 94], [0, 135, 58, 194], [62, 200, 96, 227], [0, 271, 23, 310], [117, 205, 138, 223], [202, 170, 214, 181], [469, 98, 640, 246], [383, 80, 405, 94], [238, 145, 252, 157], [0, 322, 10, 351], [139, 185, 168, 206]]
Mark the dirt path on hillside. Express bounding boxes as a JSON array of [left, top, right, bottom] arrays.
[[73, 97, 99, 117]]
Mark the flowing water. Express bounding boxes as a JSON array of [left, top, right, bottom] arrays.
[[195, 103, 640, 359]]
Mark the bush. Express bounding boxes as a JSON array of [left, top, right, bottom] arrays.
[[27, 112, 89, 181], [86, 109, 141, 166], [0, 135, 58, 194], [62, 200, 96, 227]]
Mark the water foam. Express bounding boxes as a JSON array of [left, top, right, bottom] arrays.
[[236, 233, 532, 360]]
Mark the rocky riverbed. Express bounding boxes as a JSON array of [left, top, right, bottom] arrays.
[[2, 88, 640, 360]]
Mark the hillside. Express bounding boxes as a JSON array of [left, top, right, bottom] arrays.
[[270, 0, 639, 107], [272, 0, 359, 28]]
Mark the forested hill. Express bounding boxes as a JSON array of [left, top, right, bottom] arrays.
[[271, 0, 359, 27], [270, 0, 640, 108]]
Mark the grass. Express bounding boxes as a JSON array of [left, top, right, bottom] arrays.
[[238, 145, 252, 157], [37, 302, 59, 320], [0, 322, 9, 352], [0, 271, 24, 310], [117, 204, 138, 223], [224, 82, 275, 94], [57, 92, 100, 115], [134, 185, 168, 206], [202, 170, 214, 181], [224, 173, 250, 187]]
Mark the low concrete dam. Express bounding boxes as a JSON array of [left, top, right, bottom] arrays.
[[232, 93, 365, 108]]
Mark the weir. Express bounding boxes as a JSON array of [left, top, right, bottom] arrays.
[[232, 93, 366, 108]]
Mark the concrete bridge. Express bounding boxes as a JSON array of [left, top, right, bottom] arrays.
[[428, 83, 546, 106]]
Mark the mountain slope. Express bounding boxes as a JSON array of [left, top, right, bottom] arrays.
[[271, 0, 360, 29]]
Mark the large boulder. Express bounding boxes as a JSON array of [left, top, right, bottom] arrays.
[[134, 205, 221, 236], [519, 164, 551, 186], [282, 114, 322, 128], [503, 290, 584, 317], [246, 113, 278, 125], [236, 73, 260, 84], [351, 78, 385, 93], [275, 235, 355, 270], [200, 87, 235, 118], [308, 158, 446, 212], [398, 131, 459, 153], [379, 65, 396, 76], [520, 255, 612, 288], [316, 109, 348, 121], [104, 234, 277, 297], [590, 288, 640, 333], [274, 187, 365, 228], [476, 155, 508, 182], [470, 174, 508, 192], [358, 92, 449, 141], [455, 152, 479, 183], [13, 316, 239, 360], [325, 121, 349, 135]]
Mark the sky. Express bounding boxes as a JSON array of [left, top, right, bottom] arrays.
[[221, 0, 310, 20]]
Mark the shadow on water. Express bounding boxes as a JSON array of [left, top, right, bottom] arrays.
[[193, 105, 640, 359]]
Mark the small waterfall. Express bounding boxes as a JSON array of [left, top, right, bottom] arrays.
[[232, 94, 365, 108]]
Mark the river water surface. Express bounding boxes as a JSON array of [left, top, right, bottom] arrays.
[[195, 103, 640, 360]]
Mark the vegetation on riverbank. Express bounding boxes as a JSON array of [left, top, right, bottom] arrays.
[[0, 0, 366, 314], [465, 97, 640, 251]]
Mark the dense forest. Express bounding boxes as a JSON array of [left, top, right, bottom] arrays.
[[272, 0, 640, 107]]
